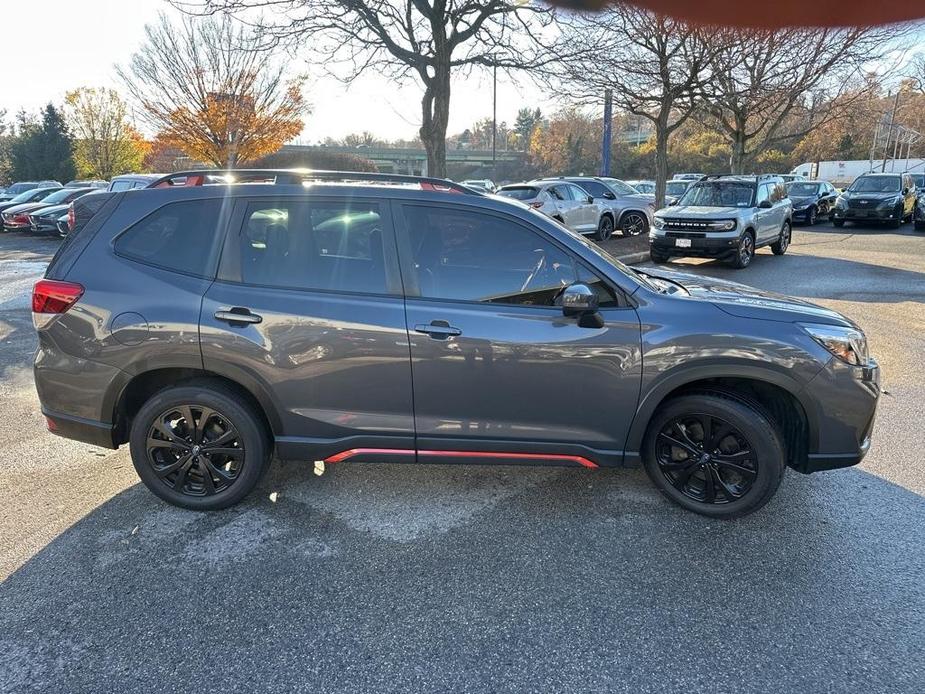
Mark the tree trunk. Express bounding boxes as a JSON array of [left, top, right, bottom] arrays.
[[419, 67, 451, 178], [729, 123, 747, 173], [653, 121, 670, 209]]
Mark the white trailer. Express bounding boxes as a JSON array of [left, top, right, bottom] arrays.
[[790, 159, 925, 187]]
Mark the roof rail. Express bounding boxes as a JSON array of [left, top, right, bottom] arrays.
[[144, 169, 482, 195]]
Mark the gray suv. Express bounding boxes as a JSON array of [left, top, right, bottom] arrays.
[[33, 170, 879, 518], [651, 175, 793, 269]]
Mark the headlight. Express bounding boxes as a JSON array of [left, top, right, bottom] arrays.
[[800, 323, 868, 366], [653, 217, 665, 229], [878, 196, 903, 208], [835, 197, 848, 209], [714, 220, 736, 231]]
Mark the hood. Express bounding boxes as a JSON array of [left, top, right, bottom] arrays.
[[788, 195, 816, 206], [2, 202, 46, 216], [841, 190, 901, 201], [639, 267, 855, 326], [657, 205, 742, 218], [32, 203, 68, 218]]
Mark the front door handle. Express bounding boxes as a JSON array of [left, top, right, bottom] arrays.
[[214, 307, 263, 326], [414, 320, 462, 339]]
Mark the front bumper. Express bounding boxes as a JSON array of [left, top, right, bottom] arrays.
[[30, 217, 59, 233], [796, 356, 880, 473], [832, 206, 900, 222], [650, 234, 739, 259]]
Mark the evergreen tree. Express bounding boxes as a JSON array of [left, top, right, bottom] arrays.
[[10, 104, 76, 182]]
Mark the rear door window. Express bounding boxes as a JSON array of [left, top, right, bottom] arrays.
[[114, 199, 226, 278], [235, 199, 391, 295]]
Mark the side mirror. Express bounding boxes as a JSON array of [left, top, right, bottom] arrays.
[[560, 283, 599, 316], [758, 200, 773, 209], [902, 187, 909, 195], [668, 199, 678, 206], [602, 191, 616, 200], [586, 195, 595, 204]]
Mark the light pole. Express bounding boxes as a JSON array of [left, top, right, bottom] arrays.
[[492, 62, 497, 183]]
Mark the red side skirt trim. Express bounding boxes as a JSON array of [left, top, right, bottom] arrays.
[[323, 448, 598, 468]]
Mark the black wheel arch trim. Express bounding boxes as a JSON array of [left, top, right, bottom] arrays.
[[622, 363, 820, 465]]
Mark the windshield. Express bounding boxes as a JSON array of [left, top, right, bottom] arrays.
[[787, 182, 820, 196], [39, 189, 78, 204], [679, 181, 754, 207], [665, 181, 688, 196], [630, 182, 654, 193], [10, 189, 48, 203], [849, 176, 900, 193]]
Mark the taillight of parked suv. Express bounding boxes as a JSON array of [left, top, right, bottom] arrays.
[[32, 279, 84, 330]]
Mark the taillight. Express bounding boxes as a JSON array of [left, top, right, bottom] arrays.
[[67, 203, 75, 231], [32, 279, 84, 329], [529, 201, 544, 209]]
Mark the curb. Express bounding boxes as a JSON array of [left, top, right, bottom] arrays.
[[614, 251, 650, 265]]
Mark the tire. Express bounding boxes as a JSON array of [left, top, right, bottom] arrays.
[[806, 206, 817, 226], [649, 250, 670, 264], [915, 222, 925, 232], [833, 219, 845, 228], [642, 391, 786, 519], [594, 214, 614, 241], [728, 231, 755, 269], [889, 217, 902, 229], [619, 210, 649, 237], [129, 381, 271, 510], [771, 221, 791, 255]]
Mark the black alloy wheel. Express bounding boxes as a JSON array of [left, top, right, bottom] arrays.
[[595, 215, 614, 241], [771, 222, 790, 255], [146, 405, 245, 497], [642, 392, 786, 518], [130, 382, 271, 510], [654, 414, 757, 504], [807, 206, 817, 225], [621, 211, 648, 237]]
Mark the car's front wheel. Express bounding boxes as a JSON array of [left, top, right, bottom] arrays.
[[594, 214, 614, 241], [620, 211, 649, 237], [806, 206, 817, 225], [729, 231, 755, 269], [129, 381, 271, 510], [642, 391, 786, 518], [833, 219, 845, 227]]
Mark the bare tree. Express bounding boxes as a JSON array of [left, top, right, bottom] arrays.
[[119, 12, 306, 167], [706, 27, 902, 173], [173, 1, 556, 177], [556, 8, 718, 206]]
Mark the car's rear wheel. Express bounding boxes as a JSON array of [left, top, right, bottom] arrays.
[[642, 392, 786, 518], [729, 231, 755, 269], [771, 221, 791, 255], [594, 214, 614, 241], [620, 211, 649, 237], [129, 382, 271, 510]]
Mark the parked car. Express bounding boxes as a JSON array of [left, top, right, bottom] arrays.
[[65, 179, 108, 189], [460, 179, 496, 193], [0, 187, 64, 223], [557, 176, 655, 237], [831, 172, 916, 228], [785, 180, 839, 225], [107, 174, 163, 192], [665, 179, 695, 206], [672, 173, 706, 181], [0, 180, 61, 203], [651, 175, 792, 269], [2, 188, 96, 231], [907, 172, 924, 191], [626, 180, 655, 195], [32, 169, 880, 518], [778, 174, 808, 183], [497, 180, 612, 239], [58, 191, 114, 237], [914, 190, 925, 231]]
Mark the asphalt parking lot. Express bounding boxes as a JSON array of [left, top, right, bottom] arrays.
[[1, 222, 923, 693]]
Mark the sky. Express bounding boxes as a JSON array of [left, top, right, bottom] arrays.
[[0, 0, 555, 142]]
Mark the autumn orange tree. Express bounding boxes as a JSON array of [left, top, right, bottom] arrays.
[[64, 87, 148, 179], [119, 13, 306, 168]]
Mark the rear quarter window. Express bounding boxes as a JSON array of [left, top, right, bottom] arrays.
[[113, 199, 226, 278], [498, 187, 539, 200]]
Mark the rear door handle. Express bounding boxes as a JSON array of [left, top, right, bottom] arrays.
[[214, 307, 263, 325], [414, 320, 462, 339]]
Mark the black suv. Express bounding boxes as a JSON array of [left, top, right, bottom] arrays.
[[832, 172, 917, 228], [33, 170, 880, 518]]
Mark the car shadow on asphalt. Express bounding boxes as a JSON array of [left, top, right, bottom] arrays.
[[1, 461, 923, 692]]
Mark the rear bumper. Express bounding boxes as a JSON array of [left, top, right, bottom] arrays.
[[42, 409, 117, 449], [796, 357, 880, 473], [650, 235, 739, 258]]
